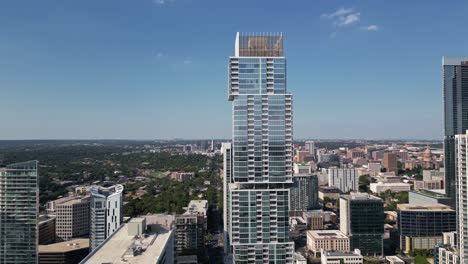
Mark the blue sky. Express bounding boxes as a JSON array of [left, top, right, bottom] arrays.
[[1, 0, 467, 140]]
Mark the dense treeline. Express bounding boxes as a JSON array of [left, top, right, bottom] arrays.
[[124, 156, 221, 216], [0, 143, 215, 208]]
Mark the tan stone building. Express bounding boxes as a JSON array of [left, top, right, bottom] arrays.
[[52, 196, 90, 241], [307, 230, 350, 256]]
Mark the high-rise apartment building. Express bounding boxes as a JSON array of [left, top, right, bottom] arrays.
[[455, 130, 468, 262], [340, 193, 384, 256], [383, 153, 398, 174], [0, 161, 39, 264], [445, 56, 468, 206], [327, 168, 358, 193], [305, 141, 316, 157], [54, 196, 90, 242], [226, 32, 294, 263], [175, 200, 208, 254], [89, 184, 123, 251], [290, 174, 319, 211]]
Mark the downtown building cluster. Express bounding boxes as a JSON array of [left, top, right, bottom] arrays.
[[3, 34, 468, 264], [0, 159, 209, 264], [221, 35, 468, 264]]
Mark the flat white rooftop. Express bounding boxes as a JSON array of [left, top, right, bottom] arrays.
[[308, 230, 348, 239], [184, 200, 208, 216], [81, 223, 172, 264]]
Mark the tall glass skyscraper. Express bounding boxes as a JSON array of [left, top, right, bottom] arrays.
[[443, 56, 468, 206], [0, 161, 39, 264], [225, 32, 294, 263]]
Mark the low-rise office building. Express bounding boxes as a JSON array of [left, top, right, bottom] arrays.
[[307, 230, 350, 256], [39, 238, 89, 264], [397, 204, 456, 253], [319, 186, 341, 200], [370, 182, 411, 193], [320, 249, 363, 264]]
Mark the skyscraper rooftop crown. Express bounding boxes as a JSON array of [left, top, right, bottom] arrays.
[[235, 32, 283, 57]]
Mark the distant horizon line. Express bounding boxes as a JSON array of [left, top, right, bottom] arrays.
[[0, 138, 443, 142]]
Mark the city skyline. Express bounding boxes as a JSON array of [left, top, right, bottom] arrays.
[[2, 1, 468, 140]]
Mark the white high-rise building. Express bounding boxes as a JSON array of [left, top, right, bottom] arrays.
[[327, 168, 358, 193], [226, 32, 294, 263], [455, 130, 468, 263], [89, 184, 123, 251], [305, 141, 316, 157]]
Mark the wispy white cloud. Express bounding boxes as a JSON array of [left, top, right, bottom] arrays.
[[156, 52, 164, 58], [322, 7, 360, 27], [321, 7, 355, 19], [361, 25, 379, 31], [183, 59, 192, 64], [330, 32, 337, 39], [336, 12, 360, 26]]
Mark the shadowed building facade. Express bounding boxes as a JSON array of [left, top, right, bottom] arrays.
[[340, 193, 384, 256]]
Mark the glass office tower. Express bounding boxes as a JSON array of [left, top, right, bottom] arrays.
[[340, 193, 384, 256], [226, 32, 294, 263], [443, 56, 468, 206], [0, 161, 39, 264]]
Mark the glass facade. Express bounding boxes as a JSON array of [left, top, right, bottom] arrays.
[[0, 161, 38, 264], [444, 57, 468, 264], [341, 194, 384, 257], [398, 207, 456, 253], [443, 58, 468, 203], [227, 32, 294, 263], [230, 57, 292, 184]]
